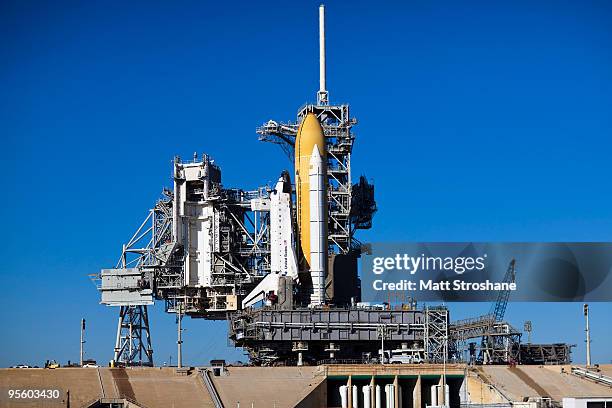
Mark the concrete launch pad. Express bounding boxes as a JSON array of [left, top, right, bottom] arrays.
[[1, 365, 611, 408]]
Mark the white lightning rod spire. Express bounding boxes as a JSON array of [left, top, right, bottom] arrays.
[[317, 4, 329, 105]]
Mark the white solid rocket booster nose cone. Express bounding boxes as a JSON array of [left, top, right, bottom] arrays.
[[309, 144, 326, 306]]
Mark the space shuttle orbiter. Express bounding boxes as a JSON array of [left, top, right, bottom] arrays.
[[242, 172, 299, 309]]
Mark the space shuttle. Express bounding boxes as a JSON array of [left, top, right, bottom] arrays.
[[243, 114, 328, 309]]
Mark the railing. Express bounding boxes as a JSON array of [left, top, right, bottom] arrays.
[[571, 366, 612, 387], [199, 368, 225, 408], [80, 397, 101, 408], [451, 314, 495, 328], [317, 359, 368, 365], [123, 396, 152, 408]]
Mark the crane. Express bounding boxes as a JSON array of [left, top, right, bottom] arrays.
[[489, 259, 516, 323], [480, 258, 519, 364]]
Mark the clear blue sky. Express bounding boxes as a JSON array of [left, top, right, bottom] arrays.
[[1, 1, 611, 367]]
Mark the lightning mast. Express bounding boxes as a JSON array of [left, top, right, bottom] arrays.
[[317, 5, 328, 105], [257, 4, 376, 255]]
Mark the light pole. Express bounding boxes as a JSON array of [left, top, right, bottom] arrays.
[[80, 318, 86, 367], [584, 304, 591, 367], [177, 303, 183, 368], [442, 334, 447, 407], [377, 325, 386, 364]]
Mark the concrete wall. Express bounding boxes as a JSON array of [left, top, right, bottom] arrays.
[[295, 379, 327, 408], [2, 364, 611, 408], [211, 366, 325, 408], [0, 367, 213, 408], [465, 374, 508, 404]]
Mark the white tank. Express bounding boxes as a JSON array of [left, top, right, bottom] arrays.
[[431, 384, 449, 407], [362, 385, 371, 408], [340, 385, 348, 408], [375, 385, 382, 408], [352, 385, 359, 408], [385, 384, 395, 408]]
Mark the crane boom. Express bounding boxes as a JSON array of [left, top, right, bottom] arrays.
[[489, 259, 516, 322]]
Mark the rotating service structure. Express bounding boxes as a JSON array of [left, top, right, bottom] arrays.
[[98, 154, 274, 318]]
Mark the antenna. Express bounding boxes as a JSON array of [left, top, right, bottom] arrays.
[[317, 4, 329, 105]]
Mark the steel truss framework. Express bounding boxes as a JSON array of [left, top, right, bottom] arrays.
[[450, 317, 572, 365], [257, 103, 374, 253], [520, 343, 572, 365], [229, 306, 450, 366], [424, 307, 450, 363], [109, 173, 272, 316], [97, 155, 276, 365], [446, 259, 526, 365], [450, 316, 522, 364], [479, 323, 522, 364], [114, 305, 153, 367], [168, 156, 272, 317]]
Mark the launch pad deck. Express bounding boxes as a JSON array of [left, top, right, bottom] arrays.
[[2, 365, 611, 408]]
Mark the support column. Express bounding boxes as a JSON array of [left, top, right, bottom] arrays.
[[394, 376, 399, 408], [370, 376, 375, 408], [347, 376, 353, 408], [437, 376, 448, 406], [413, 375, 421, 408], [80, 318, 85, 367], [177, 304, 183, 368], [113, 305, 153, 366]]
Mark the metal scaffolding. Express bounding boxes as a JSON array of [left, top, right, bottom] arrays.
[[229, 305, 451, 366], [520, 343, 572, 365], [424, 307, 450, 363], [257, 103, 363, 254], [114, 305, 153, 367]]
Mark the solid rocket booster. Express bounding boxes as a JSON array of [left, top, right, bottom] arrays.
[[295, 112, 327, 306], [308, 145, 326, 305]]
